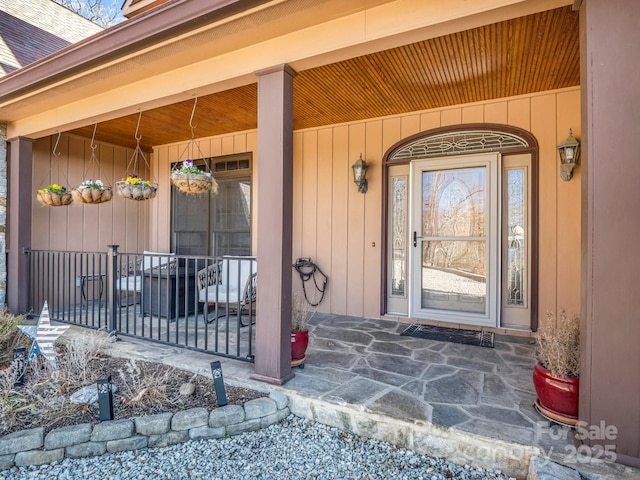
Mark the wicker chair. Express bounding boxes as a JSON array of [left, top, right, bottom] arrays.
[[197, 256, 257, 325]]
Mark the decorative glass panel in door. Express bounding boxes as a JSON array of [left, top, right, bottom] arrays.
[[411, 154, 498, 326], [500, 154, 531, 329]]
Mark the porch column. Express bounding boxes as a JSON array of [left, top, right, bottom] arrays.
[[251, 64, 296, 384], [0, 123, 6, 309], [7, 136, 33, 314], [579, 0, 640, 467]]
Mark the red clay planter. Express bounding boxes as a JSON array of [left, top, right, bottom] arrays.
[[291, 330, 309, 362], [533, 362, 579, 425]]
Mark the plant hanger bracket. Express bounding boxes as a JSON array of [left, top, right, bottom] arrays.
[[173, 97, 210, 171], [82, 122, 111, 186]]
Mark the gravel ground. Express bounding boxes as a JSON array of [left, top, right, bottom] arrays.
[[3, 416, 513, 480]]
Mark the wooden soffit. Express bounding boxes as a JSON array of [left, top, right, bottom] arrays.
[[69, 5, 578, 151]]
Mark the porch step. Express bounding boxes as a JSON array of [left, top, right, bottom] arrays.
[[283, 389, 535, 479]]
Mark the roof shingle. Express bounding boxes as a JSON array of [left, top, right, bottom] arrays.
[[0, 0, 102, 76]]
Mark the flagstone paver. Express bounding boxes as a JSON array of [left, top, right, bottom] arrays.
[[368, 390, 432, 422], [423, 373, 481, 404], [412, 349, 446, 364], [323, 378, 389, 405], [303, 314, 557, 449], [351, 360, 416, 387], [430, 404, 472, 428], [313, 326, 374, 345], [445, 355, 496, 373], [421, 364, 458, 380], [366, 341, 413, 356]]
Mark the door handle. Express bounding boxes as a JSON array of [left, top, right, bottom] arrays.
[[413, 231, 425, 247]]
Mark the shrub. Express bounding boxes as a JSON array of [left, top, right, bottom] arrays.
[[117, 359, 172, 407], [58, 330, 111, 387], [0, 310, 27, 366], [536, 311, 580, 378], [291, 292, 315, 332]]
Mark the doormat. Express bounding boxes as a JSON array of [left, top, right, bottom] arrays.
[[400, 324, 495, 348]]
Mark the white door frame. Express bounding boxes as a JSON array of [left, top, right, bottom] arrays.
[[409, 153, 500, 327]]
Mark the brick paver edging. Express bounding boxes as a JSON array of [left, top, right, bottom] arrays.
[[0, 391, 289, 470]]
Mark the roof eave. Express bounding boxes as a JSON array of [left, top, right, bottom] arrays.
[[0, 0, 273, 104]]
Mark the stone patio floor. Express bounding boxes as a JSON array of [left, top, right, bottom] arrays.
[[293, 315, 543, 442], [78, 312, 638, 479]]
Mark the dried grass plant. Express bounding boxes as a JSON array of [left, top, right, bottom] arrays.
[[116, 359, 172, 407], [59, 330, 111, 387], [291, 292, 315, 332], [536, 311, 580, 378], [0, 356, 70, 433], [0, 310, 27, 365], [0, 329, 113, 432]]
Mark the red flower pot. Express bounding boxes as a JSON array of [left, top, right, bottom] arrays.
[[533, 362, 579, 420], [291, 330, 309, 361]]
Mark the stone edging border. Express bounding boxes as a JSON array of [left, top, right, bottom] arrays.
[[0, 391, 289, 471]]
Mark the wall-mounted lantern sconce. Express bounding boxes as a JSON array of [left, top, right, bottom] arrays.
[[557, 129, 580, 181], [352, 154, 369, 193]]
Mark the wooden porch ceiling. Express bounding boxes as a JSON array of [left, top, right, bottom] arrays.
[[69, 6, 579, 151]]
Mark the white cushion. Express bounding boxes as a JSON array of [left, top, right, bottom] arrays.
[[199, 284, 241, 305], [198, 257, 256, 306], [117, 275, 142, 293], [117, 251, 174, 293], [142, 250, 175, 271]]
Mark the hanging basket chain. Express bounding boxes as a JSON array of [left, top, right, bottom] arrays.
[[117, 111, 157, 201], [71, 122, 113, 204], [171, 96, 218, 195], [127, 112, 149, 175], [80, 123, 112, 187], [36, 132, 73, 207]]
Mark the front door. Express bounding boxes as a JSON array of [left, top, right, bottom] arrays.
[[410, 153, 499, 327]]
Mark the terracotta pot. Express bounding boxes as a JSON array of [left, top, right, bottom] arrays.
[[291, 330, 309, 361], [533, 362, 579, 419]]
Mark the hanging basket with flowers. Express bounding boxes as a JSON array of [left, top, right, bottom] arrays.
[[118, 112, 158, 202], [69, 123, 113, 205], [116, 174, 158, 201], [35, 133, 73, 207], [171, 160, 218, 195], [37, 183, 73, 207], [71, 179, 113, 204], [170, 97, 218, 195]]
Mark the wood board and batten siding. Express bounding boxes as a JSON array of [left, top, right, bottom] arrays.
[[32, 87, 581, 330], [31, 134, 150, 253], [291, 87, 581, 328]]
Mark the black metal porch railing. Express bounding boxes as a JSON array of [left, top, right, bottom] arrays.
[[25, 247, 256, 362]]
